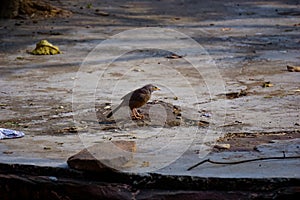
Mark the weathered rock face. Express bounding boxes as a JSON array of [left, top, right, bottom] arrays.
[[1, 162, 300, 200], [0, 173, 133, 200]]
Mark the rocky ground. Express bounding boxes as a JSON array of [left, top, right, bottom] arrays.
[[0, 0, 299, 199]]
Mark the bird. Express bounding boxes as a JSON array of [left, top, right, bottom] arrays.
[[107, 84, 160, 120]]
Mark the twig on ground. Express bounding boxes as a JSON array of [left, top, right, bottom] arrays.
[[187, 155, 300, 171]]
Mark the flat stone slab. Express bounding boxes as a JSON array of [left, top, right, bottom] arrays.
[[67, 138, 300, 178], [255, 138, 300, 155]]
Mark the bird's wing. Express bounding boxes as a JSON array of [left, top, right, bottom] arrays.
[[121, 91, 134, 101], [131, 92, 150, 102]]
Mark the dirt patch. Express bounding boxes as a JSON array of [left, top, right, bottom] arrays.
[[216, 130, 300, 152]]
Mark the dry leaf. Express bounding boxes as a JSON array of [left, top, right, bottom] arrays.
[[141, 161, 150, 167], [221, 27, 231, 31], [287, 65, 300, 72], [262, 81, 273, 88], [166, 53, 183, 59]]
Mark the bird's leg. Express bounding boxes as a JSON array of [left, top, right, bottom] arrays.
[[131, 108, 139, 119], [131, 108, 143, 120], [134, 108, 145, 119]]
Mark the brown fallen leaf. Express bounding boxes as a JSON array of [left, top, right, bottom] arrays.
[[166, 53, 183, 59], [141, 161, 150, 167], [57, 126, 79, 133], [262, 81, 273, 88], [221, 27, 231, 31], [3, 151, 13, 154], [225, 90, 247, 99], [287, 65, 300, 72], [198, 120, 210, 127], [95, 11, 109, 16]]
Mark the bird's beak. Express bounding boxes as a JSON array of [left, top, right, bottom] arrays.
[[155, 87, 160, 91]]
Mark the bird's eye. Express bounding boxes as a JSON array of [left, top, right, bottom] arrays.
[[153, 86, 160, 90]]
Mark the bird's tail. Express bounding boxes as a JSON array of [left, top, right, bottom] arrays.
[[106, 104, 122, 118]]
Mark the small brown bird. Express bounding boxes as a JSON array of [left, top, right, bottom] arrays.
[[107, 84, 160, 119]]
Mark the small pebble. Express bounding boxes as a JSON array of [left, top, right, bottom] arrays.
[[104, 105, 111, 110], [214, 144, 230, 150]]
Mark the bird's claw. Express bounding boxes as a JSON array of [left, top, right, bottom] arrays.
[[131, 108, 144, 120]]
